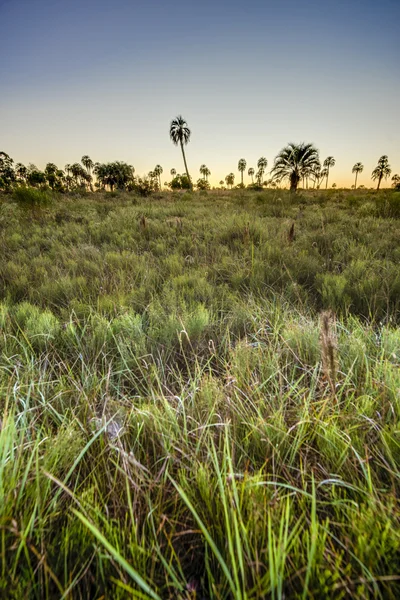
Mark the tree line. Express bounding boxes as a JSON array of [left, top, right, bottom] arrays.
[[0, 116, 398, 193]]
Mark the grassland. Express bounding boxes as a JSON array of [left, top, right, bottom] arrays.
[[1, 187, 400, 599]]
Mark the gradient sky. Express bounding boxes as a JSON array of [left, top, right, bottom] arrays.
[[1, 0, 399, 187]]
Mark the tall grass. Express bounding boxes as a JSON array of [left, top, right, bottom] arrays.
[[0, 188, 399, 598]]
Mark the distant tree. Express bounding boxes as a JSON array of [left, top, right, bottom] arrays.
[[27, 169, 46, 187], [204, 167, 211, 181], [352, 162, 364, 190], [257, 157, 268, 184], [94, 161, 135, 191], [271, 143, 320, 192], [170, 115, 192, 189], [371, 155, 391, 190], [154, 164, 163, 190], [238, 158, 247, 186], [323, 156, 336, 188], [15, 163, 27, 183], [81, 156, 94, 177], [219, 180, 224, 188], [200, 164, 207, 180], [170, 174, 191, 190], [196, 178, 210, 190], [248, 167, 255, 184], [0, 151, 15, 189], [332, 183, 337, 189], [225, 173, 235, 189], [170, 168, 176, 178], [391, 174, 400, 187]]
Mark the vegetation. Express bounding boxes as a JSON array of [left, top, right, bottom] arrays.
[[1, 184, 400, 598], [271, 143, 320, 192], [371, 155, 391, 190], [169, 116, 192, 189]]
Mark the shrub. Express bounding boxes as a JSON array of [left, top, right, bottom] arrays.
[[13, 186, 51, 209]]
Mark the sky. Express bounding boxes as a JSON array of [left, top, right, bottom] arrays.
[[0, 0, 399, 187]]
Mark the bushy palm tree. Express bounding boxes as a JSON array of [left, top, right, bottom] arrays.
[[257, 157, 268, 184], [392, 174, 400, 187], [170, 115, 192, 188], [238, 158, 246, 186], [371, 155, 391, 190], [225, 173, 235, 189], [352, 162, 364, 189], [154, 165, 163, 190], [94, 161, 134, 191], [271, 143, 320, 192], [81, 156, 94, 177], [323, 156, 336, 188], [248, 167, 255, 184]]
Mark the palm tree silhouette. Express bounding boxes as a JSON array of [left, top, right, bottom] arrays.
[[204, 167, 211, 182], [323, 156, 335, 188], [371, 155, 391, 190], [225, 173, 235, 189], [154, 165, 163, 190], [81, 156, 94, 177], [238, 159, 247, 186], [271, 143, 320, 192], [170, 168, 176, 179], [170, 115, 192, 188], [248, 167, 255, 184], [392, 174, 400, 187], [200, 164, 207, 180], [257, 157, 268, 184], [352, 162, 364, 189]]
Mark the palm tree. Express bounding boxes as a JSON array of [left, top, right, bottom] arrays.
[[271, 142, 320, 192], [238, 158, 246, 186], [323, 156, 336, 188], [352, 162, 364, 189], [200, 164, 207, 180], [169, 115, 192, 188], [170, 168, 176, 178], [154, 164, 163, 190], [225, 173, 235, 189], [248, 167, 255, 184], [81, 156, 94, 177], [257, 157, 268, 184], [204, 167, 211, 182], [392, 174, 400, 187], [371, 155, 391, 190]]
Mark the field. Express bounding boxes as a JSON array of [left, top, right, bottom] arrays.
[[1, 187, 400, 599]]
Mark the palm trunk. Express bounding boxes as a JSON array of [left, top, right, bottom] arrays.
[[180, 140, 192, 189], [377, 174, 382, 190], [325, 167, 329, 189], [251, 175, 254, 184], [241, 171, 243, 186], [355, 172, 358, 189]]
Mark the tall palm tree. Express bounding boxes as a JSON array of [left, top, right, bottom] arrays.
[[248, 167, 255, 184], [238, 158, 247, 186], [271, 142, 320, 192], [200, 164, 207, 180], [352, 162, 364, 189], [323, 156, 336, 188], [371, 155, 391, 190], [170, 168, 176, 178], [204, 167, 211, 182], [154, 165, 163, 190], [169, 115, 192, 188]]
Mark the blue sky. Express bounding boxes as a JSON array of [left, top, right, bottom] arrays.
[[1, 0, 399, 186]]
